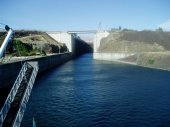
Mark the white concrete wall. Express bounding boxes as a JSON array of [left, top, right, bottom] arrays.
[[93, 31, 135, 62], [93, 31, 110, 52], [93, 53, 135, 60], [47, 32, 74, 52]]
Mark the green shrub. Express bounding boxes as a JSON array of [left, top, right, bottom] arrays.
[[13, 39, 42, 56], [41, 50, 46, 56], [11, 39, 47, 56], [13, 39, 30, 56], [148, 59, 155, 64], [28, 51, 36, 56]]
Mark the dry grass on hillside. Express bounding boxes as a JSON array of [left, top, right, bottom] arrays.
[[98, 31, 170, 52]]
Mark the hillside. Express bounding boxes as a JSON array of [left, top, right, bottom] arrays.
[[0, 31, 68, 56], [97, 30, 170, 71], [98, 30, 170, 52]]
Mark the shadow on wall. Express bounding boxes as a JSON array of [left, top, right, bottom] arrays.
[[74, 38, 93, 58]]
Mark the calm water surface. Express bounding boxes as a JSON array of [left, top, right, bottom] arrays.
[[22, 54, 170, 127]]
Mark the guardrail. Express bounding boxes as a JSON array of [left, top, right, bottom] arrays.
[[12, 62, 39, 127], [0, 62, 28, 126]]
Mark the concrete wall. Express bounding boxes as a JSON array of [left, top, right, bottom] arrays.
[[47, 32, 75, 53], [93, 52, 135, 61], [93, 31, 135, 61], [0, 53, 72, 89], [47, 32, 93, 57], [93, 31, 109, 52]]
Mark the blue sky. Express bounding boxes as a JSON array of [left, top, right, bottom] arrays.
[[0, 0, 170, 31]]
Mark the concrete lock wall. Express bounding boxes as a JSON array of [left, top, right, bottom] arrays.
[[94, 53, 135, 60], [93, 31, 110, 53], [0, 53, 72, 89], [93, 31, 110, 60], [47, 32, 75, 53], [93, 31, 135, 62]]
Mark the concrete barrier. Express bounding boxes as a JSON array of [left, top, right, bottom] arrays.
[[93, 52, 135, 60], [0, 53, 72, 89]]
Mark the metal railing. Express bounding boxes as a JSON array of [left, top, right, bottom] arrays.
[[12, 62, 38, 127], [0, 62, 39, 127], [0, 62, 28, 126]]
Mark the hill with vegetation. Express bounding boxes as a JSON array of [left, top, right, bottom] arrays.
[[0, 31, 68, 57]]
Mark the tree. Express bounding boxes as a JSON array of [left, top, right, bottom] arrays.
[[156, 27, 163, 32], [119, 26, 122, 30]]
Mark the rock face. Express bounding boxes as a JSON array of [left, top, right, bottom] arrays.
[[97, 30, 170, 71]]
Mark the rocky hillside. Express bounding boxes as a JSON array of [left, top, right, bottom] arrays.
[[98, 30, 170, 52], [16, 33, 68, 54], [97, 30, 170, 71], [0, 31, 68, 56]]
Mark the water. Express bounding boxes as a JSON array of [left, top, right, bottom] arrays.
[[21, 54, 170, 127]]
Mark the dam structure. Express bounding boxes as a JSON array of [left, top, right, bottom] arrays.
[[1, 29, 170, 127], [2, 29, 141, 92], [47, 31, 94, 57]]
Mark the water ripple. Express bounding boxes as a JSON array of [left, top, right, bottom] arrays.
[[22, 54, 170, 127]]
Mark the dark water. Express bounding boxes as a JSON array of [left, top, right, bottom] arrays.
[[22, 54, 170, 127]]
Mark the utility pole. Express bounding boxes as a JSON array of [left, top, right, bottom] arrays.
[[98, 22, 102, 32]]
